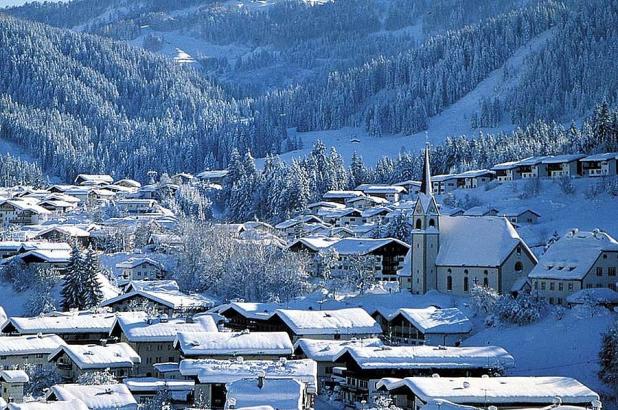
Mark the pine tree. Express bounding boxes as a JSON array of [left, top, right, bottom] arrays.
[[81, 246, 104, 309], [61, 244, 85, 311], [598, 321, 618, 394]]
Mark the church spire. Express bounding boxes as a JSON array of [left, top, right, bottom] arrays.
[[420, 142, 433, 196]]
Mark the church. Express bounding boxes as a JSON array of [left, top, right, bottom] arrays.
[[399, 146, 538, 296]]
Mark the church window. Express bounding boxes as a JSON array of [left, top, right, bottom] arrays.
[[515, 262, 523, 272], [483, 277, 488, 287], [415, 219, 422, 229], [463, 277, 469, 292], [429, 219, 435, 227], [447, 276, 452, 291]]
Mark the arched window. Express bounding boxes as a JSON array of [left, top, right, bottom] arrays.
[[463, 276, 469, 292], [429, 219, 435, 227], [447, 276, 453, 291], [415, 219, 422, 229], [515, 261, 524, 272], [483, 277, 489, 287], [464, 269, 468, 275]]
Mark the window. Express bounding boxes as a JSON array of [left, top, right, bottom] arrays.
[[568, 283, 573, 291], [516, 246, 522, 255], [447, 276, 453, 291], [429, 219, 435, 227], [464, 269, 468, 275], [550, 282, 555, 291], [463, 277, 469, 292], [558, 282, 563, 291], [515, 262, 523, 272], [483, 277, 488, 287], [609, 267, 616, 276], [534, 281, 538, 290], [541, 282, 546, 290], [415, 219, 422, 229], [596, 267, 603, 276]]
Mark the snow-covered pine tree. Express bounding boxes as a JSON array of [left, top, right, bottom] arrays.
[[61, 243, 85, 311], [81, 246, 104, 309], [598, 321, 618, 394]]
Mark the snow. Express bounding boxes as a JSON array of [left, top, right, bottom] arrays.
[[463, 206, 498, 217], [174, 331, 294, 356], [566, 288, 618, 305], [436, 216, 532, 267], [275, 308, 382, 336], [102, 280, 215, 309], [49, 342, 140, 370], [334, 345, 515, 370], [393, 307, 472, 335], [3, 311, 116, 335], [462, 306, 616, 393], [288, 237, 340, 252], [0, 334, 65, 356], [328, 238, 409, 255], [226, 378, 304, 410], [541, 154, 587, 164], [123, 377, 194, 392], [48, 384, 138, 410], [377, 376, 599, 405], [294, 338, 383, 362], [218, 302, 279, 320], [178, 358, 317, 386], [581, 152, 618, 161], [528, 229, 618, 280], [7, 400, 90, 410], [113, 312, 218, 342], [0, 369, 29, 383]]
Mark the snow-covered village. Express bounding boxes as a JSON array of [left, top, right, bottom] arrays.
[[0, 0, 617, 409]]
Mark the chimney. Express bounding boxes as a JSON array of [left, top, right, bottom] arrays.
[[257, 371, 266, 389]]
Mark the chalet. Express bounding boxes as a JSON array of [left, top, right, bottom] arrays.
[[123, 378, 194, 408], [528, 229, 618, 305], [382, 307, 472, 346], [287, 237, 340, 276], [0, 334, 66, 370], [225, 377, 309, 410], [115, 258, 166, 285], [101, 280, 215, 316], [109, 312, 218, 377], [258, 308, 382, 343], [216, 302, 278, 332], [0, 200, 50, 226], [359, 185, 406, 202], [48, 342, 141, 382], [376, 377, 599, 410], [333, 208, 364, 227], [462, 206, 499, 217], [178, 358, 317, 410], [306, 201, 345, 216], [361, 207, 392, 224], [333, 345, 514, 406], [196, 170, 229, 184], [47, 383, 138, 410], [345, 196, 389, 211], [0, 370, 28, 403], [541, 154, 586, 178], [74, 174, 114, 186], [580, 152, 618, 177], [274, 215, 326, 241], [322, 190, 364, 205], [114, 179, 142, 189], [38, 199, 77, 213], [1, 312, 116, 344], [454, 169, 495, 189], [63, 187, 93, 203], [4, 248, 71, 270], [499, 207, 540, 224], [293, 338, 383, 382], [89, 188, 116, 203], [491, 160, 521, 182], [33, 226, 91, 247], [0, 241, 70, 259], [431, 175, 457, 195], [147, 234, 183, 252], [394, 180, 422, 198], [514, 156, 552, 179], [114, 199, 157, 215], [174, 331, 293, 360]]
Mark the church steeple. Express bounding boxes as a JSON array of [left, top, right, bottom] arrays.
[[420, 142, 433, 196]]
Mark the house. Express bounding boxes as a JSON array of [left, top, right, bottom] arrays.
[[113, 179, 142, 189], [266, 308, 382, 342], [0, 370, 29, 403], [394, 181, 422, 198], [0, 199, 50, 226], [123, 378, 194, 408], [225, 377, 308, 410], [147, 234, 182, 252], [514, 156, 553, 179], [174, 331, 293, 360], [580, 152, 618, 177], [287, 237, 341, 276], [431, 175, 457, 195], [499, 207, 540, 224], [401, 146, 537, 296], [528, 229, 618, 305], [74, 174, 114, 186], [332, 345, 514, 406], [109, 312, 219, 377], [293, 338, 383, 382], [346, 196, 389, 211], [178, 358, 317, 410], [33, 226, 91, 247], [382, 307, 472, 346], [1, 312, 116, 344], [359, 185, 406, 202], [542, 154, 586, 178], [4, 248, 71, 270], [48, 342, 141, 382], [0, 241, 71, 260], [47, 383, 138, 410], [332, 208, 365, 227], [454, 169, 495, 189], [376, 377, 600, 410], [216, 302, 278, 331], [274, 215, 327, 241], [114, 199, 157, 215], [101, 280, 215, 316], [462, 206, 499, 217], [491, 160, 521, 182], [362, 207, 392, 224], [322, 190, 364, 205], [196, 170, 229, 184], [115, 258, 166, 285], [38, 199, 78, 213], [306, 201, 345, 216], [0, 334, 66, 370]]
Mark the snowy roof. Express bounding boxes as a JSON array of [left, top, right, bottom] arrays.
[[74, 174, 114, 184], [432, 174, 456, 182], [3, 312, 116, 334], [49, 384, 137, 410], [377, 377, 599, 404], [580, 152, 618, 161], [0, 199, 51, 215], [322, 190, 364, 199], [334, 345, 515, 370], [361, 185, 406, 194], [196, 170, 229, 179], [294, 338, 383, 362], [0, 369, 29, 383], [394, 180, 422, 188], [218, 302, 278, 320], [179, 358, 317, 386], [362, 206, 392, 218], [499, 207, 541, 217], [454, 169, 495, 178], [12, 249, 71, 263], [0, 334, 66, 356], [274, 308, 382, 336], [436, 216, 533, 267], [36, 226, 90, 238], [462, 206, 498, 217], [329, 238, 409, 255], [307, 201, 346, 210], [491, 160, 520, 171], [274, 215, 324, 230], [115, 257, 164, 270], [174, 331, 293, 356], [49, 342, 140, 369], [123, 377, 194, 392], [8, 400, 90, 410], [226, 378, 303, 409], [529, 230, 618, 280], [566, 288, 618, 305], [288, 237, 340, 252], [392, 307, 472, 334], [517, 156, 553, 166], [541, 154, 586, 164], [347, 195, 389, 205], [112, 312, 218, 342], [102, 281, 215, 310], [113, 179, 141, 188]]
